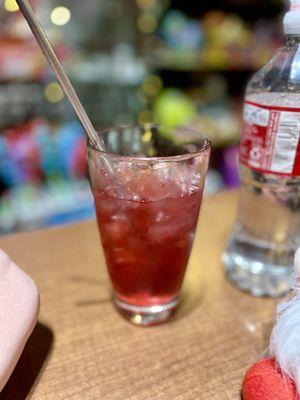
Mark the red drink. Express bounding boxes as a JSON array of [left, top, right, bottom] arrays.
[[94, 173, 202, 308], [88, 124, 210, 325]]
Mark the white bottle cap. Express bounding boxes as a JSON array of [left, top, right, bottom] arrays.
[[284, 0, 300, 35]]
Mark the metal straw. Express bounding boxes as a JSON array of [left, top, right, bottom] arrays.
[[15, 0, 118, 181]]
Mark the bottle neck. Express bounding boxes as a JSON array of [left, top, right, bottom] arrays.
[[285, 35, 300, 47]]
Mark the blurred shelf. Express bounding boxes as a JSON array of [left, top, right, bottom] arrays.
[[168, 0, 284, 20], [0, 179, 94, 234], [145, 48, 274, 73], [0, 80, 45, 85]]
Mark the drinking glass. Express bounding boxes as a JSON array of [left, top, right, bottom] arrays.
[[87, 125, 211, 326]]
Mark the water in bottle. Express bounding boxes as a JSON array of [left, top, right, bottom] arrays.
[[223, 0, 300, 297]]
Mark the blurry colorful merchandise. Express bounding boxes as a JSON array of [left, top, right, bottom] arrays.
[[0, 179, 94, 233], [160, 10, 203, 51], [156, 9, 282, 71], [153, 88, 241, 146], [0, 118, 87, 188], [154, 89, 198, 130], [0, 39, 45, 81]]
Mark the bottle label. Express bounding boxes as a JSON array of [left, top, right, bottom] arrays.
[[240, 100, 300, 176]]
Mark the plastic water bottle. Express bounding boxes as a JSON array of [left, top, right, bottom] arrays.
[[223, 0, 300, 297]]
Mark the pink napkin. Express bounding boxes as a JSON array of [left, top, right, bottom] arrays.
[[0, 249, 39, 392]]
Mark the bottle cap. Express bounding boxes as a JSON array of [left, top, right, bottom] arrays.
[[284, 0, 300, 35]]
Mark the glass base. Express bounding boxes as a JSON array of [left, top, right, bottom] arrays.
[[223, 252, 293, 297], [114, 296, 179, 326]]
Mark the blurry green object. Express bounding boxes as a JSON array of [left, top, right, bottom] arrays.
[[154, 89, 198, 130]]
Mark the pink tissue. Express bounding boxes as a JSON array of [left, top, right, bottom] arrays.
[[0, 249, 39, 392]]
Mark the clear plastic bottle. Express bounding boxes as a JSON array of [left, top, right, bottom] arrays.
[[223, 0, 300, 297]]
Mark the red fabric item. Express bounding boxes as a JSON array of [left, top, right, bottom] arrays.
[[242, 358, 297, 400]]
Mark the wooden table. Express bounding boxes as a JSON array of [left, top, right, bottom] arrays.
[[0, 191, 277, 400]]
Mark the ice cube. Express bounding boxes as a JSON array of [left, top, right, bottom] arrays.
[[141, 168, 182, 201], [113, 247, 137, 265], [147, 223, 178, 243], [95, 199, 118, 222], [88, 156, 113, 193], [155, 211, 166, 223], [115, 161, 201, 201], [111, 213, 128, 222], [189, 171, 201, 194], [102, 217, 131, 246], [172, 164, 202, 195]]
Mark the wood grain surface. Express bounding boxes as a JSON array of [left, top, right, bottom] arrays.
[[0, 191, 277, 400]]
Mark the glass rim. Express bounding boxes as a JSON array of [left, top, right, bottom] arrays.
[[87, 124, 211, 163]]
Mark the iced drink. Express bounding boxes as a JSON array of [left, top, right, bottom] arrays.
[[94, 171, 203, 308], [88, 125, 210, 325]]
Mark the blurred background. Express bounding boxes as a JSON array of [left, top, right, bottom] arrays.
[[0, 0, 286, 234]]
